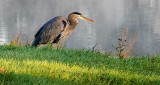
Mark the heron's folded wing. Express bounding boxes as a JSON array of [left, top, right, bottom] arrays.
[[34, 16, 68, 44]]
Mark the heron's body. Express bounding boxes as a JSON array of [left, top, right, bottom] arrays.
[[32, 12, 95, 46]]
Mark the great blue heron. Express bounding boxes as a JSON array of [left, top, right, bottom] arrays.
[[32, 12, 95, 47]]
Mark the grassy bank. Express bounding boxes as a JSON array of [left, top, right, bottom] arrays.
[[0, 45, 160, 85]]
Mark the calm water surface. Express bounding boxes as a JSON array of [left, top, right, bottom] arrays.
[[0, 0, 160, 55]]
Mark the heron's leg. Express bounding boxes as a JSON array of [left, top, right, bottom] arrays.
[[39, 44, 43, 47], [57, 41, 64, 49], [51, 42, 62, 49], [55, 33, 70, 49]]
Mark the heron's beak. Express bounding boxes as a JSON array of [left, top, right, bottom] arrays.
[[80, 16, 95, 22]]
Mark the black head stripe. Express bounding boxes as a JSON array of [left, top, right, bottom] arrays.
[[71, 12, 82, 15]]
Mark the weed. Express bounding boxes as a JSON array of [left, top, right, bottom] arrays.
[[9, 32, 22, 46], [115, 28, 136, 59]]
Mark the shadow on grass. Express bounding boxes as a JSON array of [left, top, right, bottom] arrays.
[[0, 71, 123, 85], [0, 72, 74, 85], [1, 71, 159, 85]]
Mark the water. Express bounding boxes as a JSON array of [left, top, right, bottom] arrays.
[[0, 0, 160, 55]]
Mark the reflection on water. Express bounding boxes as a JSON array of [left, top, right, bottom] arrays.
[[0, 0, 160, 55], [0, 19, 8, 44]]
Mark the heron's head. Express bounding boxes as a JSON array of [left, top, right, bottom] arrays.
[[68, 12, 95, 23]]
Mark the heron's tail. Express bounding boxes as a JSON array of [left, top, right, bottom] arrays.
[[31, 38, 39, 46]]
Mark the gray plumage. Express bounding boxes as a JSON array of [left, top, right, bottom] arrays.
[[32, 12, 95, 46]]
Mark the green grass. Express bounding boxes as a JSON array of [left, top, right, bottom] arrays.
[[0, 45, 160, 85]]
